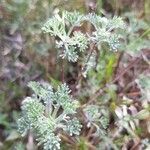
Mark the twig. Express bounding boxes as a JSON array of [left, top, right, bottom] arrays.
[[126, 91, 141, 97]]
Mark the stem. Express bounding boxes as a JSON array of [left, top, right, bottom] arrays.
[[75, 43, 96, 88], [88, 57, 141, 104], [45, 101, 53, 116], [52, 105, 60, 118], [61, 59, 65, 83], [67, 25, 75, 36], [27, 132, 34, 150], [56, 112, 66, 122]]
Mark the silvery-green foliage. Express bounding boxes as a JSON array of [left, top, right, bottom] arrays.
[[28, 81, 53, 103], [84, 105, 100, 123], [43, 133, 61, 150], [136, 74, 150, 102], [65, 118, 82, 136], [120, 13, 149, 55], [85, 13, 124, 51], [18, 97, 45, 136], [136, 74, 150, 93], [63, 11, 83, 26], [54, 83, 79, 114], [124, 13, 149, 33], [57, 31, 88, 62], [107, 16, 124, 30], [83, 105, 109, 135], [18, 81, 81, 150], [42, 11, 87, 62], [42, 11, 124, 62], [108, 34, 120, 51], [84, 13, 124, 30], [41, 15, 66, 37], [36, 116, 56, 135], [14, 142, 25, 150], [21, 97, 45, 124], [17, 117, 30, 136], [71, 31, 88, 52]]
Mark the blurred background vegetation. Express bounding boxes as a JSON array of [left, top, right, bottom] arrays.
[[0, 0, 149, 149]]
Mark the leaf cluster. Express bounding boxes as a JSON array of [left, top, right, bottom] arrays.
[[42, 11, 125, 62], [18, 81, 82, 150]]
